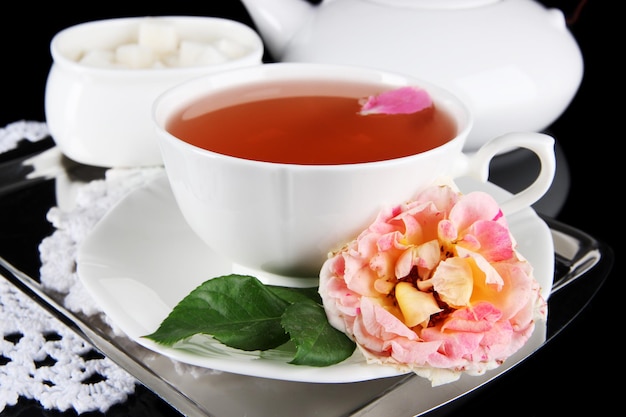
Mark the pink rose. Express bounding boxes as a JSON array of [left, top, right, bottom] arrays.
[[319, 179, 547, 386]]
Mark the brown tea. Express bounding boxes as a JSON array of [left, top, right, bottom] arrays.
[[166, 81, 457, 165]]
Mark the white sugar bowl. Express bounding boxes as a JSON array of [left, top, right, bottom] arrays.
[[45, 16, 264, 167]]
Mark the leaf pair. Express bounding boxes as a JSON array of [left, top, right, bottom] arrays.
[[144, 274, 355, 367]]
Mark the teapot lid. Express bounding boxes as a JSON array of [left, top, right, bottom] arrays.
[[369, 0, 500, 9]]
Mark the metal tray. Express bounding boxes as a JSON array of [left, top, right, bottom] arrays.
[[0, 139, 613, 417]]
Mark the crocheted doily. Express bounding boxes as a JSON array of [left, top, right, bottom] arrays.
[[0, 121, 162, 413]]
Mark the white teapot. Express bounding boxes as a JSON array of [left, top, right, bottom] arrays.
[[240, 0, 583, 150]]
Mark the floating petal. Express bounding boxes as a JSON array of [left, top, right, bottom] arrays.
[[359, 86, 433, 115]]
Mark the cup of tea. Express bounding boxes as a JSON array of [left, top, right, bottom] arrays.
[[153, 62, 555, 282]]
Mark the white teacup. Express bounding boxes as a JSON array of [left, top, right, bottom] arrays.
[[45, 16, 264, 168], [153, 63, 555, 281]]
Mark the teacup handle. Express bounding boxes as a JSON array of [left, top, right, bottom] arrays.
[[457, 132, 556, 216]]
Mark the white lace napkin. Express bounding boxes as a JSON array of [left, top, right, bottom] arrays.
[[0, 120, 49, 153], [0, 121, 159, 413], [39, 165, 165, 322]]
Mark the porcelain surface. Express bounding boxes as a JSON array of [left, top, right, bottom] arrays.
[[76, 174, 553, 383], [45, 16, 264, 167]]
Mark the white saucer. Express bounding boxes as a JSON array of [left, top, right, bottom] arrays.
[[76, 174, 553, 383]]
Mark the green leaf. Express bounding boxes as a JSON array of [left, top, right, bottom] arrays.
[[267, 285, 321, 304], [144, 274, 290, 351], [281, 299, 356, 367], [143, 274, 356, 367]]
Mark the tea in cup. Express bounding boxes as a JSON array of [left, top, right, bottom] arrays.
[[153, 63, 556, 282]]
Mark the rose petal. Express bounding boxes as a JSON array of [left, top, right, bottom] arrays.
[[359, 86, 433, 115], [429, 257, 474, 307]]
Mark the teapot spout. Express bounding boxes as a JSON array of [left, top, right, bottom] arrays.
[[240, 0, 315, 60]]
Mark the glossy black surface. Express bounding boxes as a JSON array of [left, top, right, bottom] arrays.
[[1, 1, 616, 416]]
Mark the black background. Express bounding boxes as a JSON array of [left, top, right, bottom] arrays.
[[0, 1, 618, 416]]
